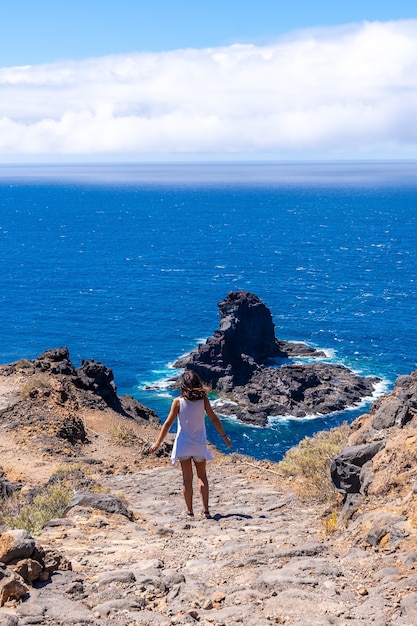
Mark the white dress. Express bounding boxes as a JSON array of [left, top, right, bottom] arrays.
[[171, 397, 214, 464]]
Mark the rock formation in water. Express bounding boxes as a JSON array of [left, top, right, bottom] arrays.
[[175, 291, 379, 426]]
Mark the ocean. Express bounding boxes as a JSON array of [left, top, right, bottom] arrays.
[[1, 161, 416, 461]]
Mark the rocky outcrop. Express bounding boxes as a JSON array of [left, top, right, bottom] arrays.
[[221, 362, 378, 426], [175, 291, 379, 425], [0, 348, 160, 460], [0, 347, 159, 428], [330, 369, 417, 548]]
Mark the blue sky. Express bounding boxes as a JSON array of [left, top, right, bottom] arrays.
[[2, 1, 417, 65], [1, 1, 417, 161]]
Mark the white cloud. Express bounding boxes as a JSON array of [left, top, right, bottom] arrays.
[[1, 19, 417, 159]]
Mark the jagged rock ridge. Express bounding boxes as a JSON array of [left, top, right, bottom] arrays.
[[175, 291, 379, 426], [0, 347, 159, 454]]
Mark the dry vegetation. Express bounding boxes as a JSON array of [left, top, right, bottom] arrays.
[[276, 422, 350, 503], [0, 463, 92, 535], [19, 374, 54, 400]]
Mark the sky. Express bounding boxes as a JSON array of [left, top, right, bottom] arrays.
[[1, 1, 417, 162]]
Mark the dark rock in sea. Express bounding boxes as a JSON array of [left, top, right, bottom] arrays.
[[175, 291, 379, 426], [175, 291, 325, 389], [222, 362, 379, 426]]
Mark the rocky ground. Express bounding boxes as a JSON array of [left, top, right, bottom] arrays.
[[1, 353, 417, 625]]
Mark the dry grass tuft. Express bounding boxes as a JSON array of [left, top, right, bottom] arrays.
[[0, 485, 72, 535], [0, 463, 90, 535], [19, 374, 54, 399], [277, 422, 350, 503], [108, 423, 144, 448]]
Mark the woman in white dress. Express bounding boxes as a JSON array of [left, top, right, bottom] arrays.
[[150, 370, 232, 518]]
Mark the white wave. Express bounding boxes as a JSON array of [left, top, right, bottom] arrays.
[[166, 359, 182, 369], [142, 389, 173, 399], [215, 413, 265, 429], [139, 379, 173, 392], [267, 380, 389, 425], [138, 365, 178, 392], [268, 412, 326, 425], [268, 403, 367, 426], [370, 377, 391, 400]]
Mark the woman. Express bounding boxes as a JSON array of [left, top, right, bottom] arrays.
[[150, 369, 232, 518]]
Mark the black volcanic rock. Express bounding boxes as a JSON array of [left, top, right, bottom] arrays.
[[35, 347, 77, 376], [175, 291, 325, 389], [74, 359, 118, 408], [330, 441, 386, 498], [3, 348, 159, 427], [223, 362, 379, 426], [174, 291, 379, 426]]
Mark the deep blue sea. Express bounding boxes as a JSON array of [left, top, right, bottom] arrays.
[[1, 161, 416, 461]]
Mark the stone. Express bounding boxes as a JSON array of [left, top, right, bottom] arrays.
[[372, 397, 409, 430], [67, 492, 133, 519], [96, 569, 136, 586], [275, 542, 327, 558], [8, 558, 42, 584], [42, 548, 72, 574], [0, 530, 35, 565], [330, 441, 386, 497], [365, 516, 406, 547], [0, 563, 28, 606], [92, 597, 145, 617], [400, 592, 417, 621], [0, 614, 19, 626]]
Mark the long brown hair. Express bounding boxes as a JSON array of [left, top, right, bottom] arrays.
[[180, 369, 210, 401]]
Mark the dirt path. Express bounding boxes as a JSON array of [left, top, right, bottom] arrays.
[[0, 458, 414, 625]]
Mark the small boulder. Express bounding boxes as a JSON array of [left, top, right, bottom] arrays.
[[0, 530, 35, 565], [0, 563, 28, 606], [330, 441, 386, 497]]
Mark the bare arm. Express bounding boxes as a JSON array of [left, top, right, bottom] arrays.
[[150, 397, 180, 454], [204, 396, 232, 449]]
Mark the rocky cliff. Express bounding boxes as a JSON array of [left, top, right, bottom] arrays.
[[0, 347, 159, 457], [330, 370, 417, 551], [175, 291, 379, 425]]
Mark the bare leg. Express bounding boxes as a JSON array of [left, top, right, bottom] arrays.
[[180, 459, 194, 515], [194, 460, 209, 514]]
